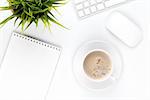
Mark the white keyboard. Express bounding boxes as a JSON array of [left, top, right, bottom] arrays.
[[74, 0, 134, 19]]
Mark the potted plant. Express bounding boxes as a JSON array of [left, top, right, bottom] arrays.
[[0, 0, 67, 31]]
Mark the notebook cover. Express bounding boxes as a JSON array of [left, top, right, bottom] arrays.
[[0, 32, 61, 100]]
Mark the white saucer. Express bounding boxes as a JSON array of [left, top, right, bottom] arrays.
[[73, 40, 123, 90]]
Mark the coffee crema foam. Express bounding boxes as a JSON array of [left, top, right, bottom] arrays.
[[83, 51, 112, 80]]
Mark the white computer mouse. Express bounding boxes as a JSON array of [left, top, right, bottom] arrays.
[[106, 11, 143, 48]]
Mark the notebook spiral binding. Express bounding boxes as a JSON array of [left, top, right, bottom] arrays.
[[13, 32, 61, 51]]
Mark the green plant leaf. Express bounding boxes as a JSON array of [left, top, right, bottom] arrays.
[[0, 15, 15, 27], [0, 6, 12, 10], [0, 0, 68, 31]]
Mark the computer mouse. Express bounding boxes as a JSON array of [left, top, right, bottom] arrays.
[[106, 11, 143, 48]]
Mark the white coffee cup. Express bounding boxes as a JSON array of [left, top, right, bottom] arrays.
[[73, 40, 123, 90], [83, 49, 113, 82]]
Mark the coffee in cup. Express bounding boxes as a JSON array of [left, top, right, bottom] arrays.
[[83, 50, 112, 81]]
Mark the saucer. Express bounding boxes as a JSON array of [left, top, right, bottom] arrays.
[[73, 40, 123, 90]]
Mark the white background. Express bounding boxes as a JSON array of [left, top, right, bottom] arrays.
[[0, 0, 150, 100]]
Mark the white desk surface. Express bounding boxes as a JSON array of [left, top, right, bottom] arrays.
[[0, 0, 150, 100]]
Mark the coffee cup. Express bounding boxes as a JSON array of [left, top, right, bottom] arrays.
[[83, 50, 113, 82], [73, 40, 123, 90]]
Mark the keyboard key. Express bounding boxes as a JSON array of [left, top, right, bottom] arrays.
[[90, 6, 97, 12], [96, 0, 103, 3], [74, 0, 85, 4], [90, 0, 96, 5], [78, 10, 85, 17], [84, 8, 91, 15], [84, 1, 90, 7], [97, 3, 104, 10], [76, 4, 83, 10], [105, 0, 126, 7]]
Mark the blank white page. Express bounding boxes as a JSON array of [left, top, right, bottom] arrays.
[[0, 32, 61, 100]]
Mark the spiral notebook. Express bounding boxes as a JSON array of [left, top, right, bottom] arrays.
[[0, 32, 61, 100]]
